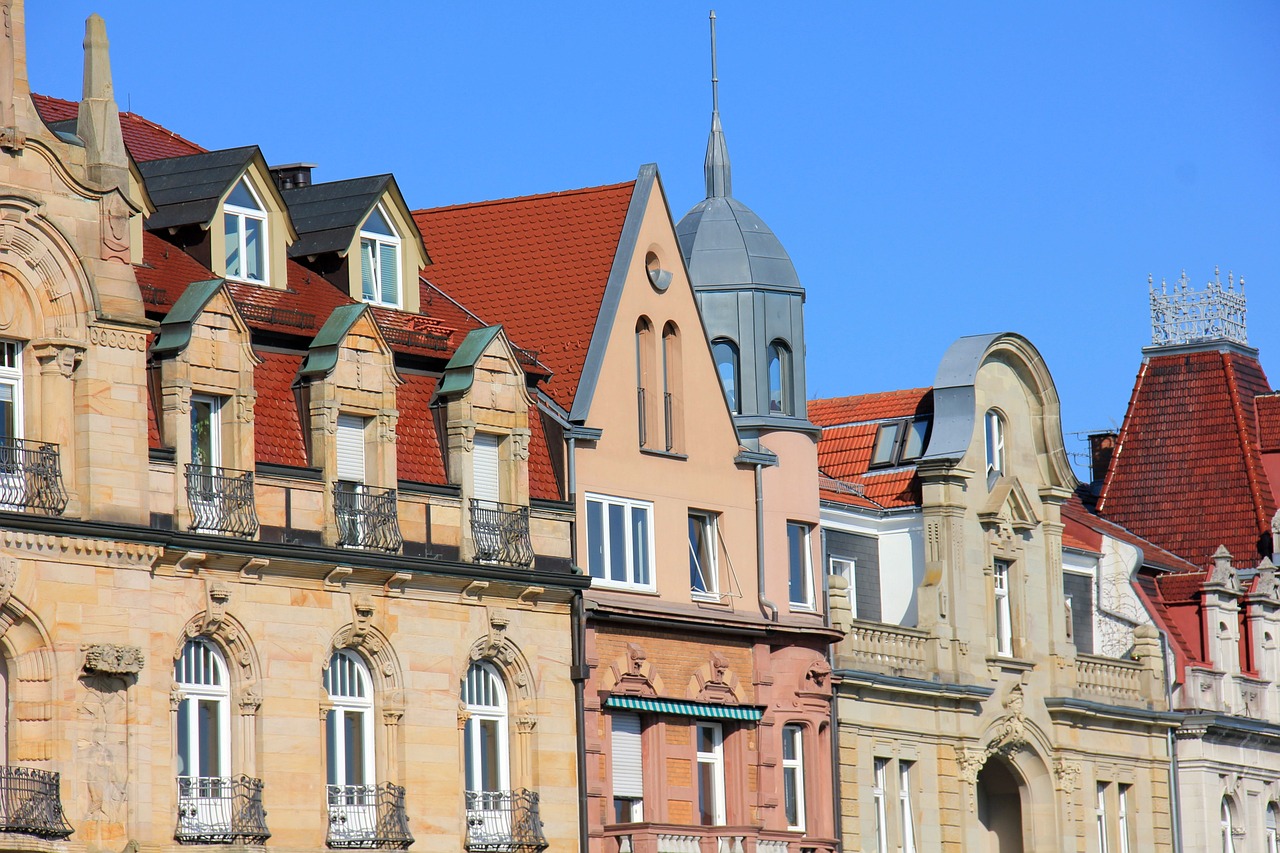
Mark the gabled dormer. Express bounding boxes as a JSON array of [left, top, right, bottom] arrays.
[[280, 174, 428, 313], [138, 146, 298, 288]]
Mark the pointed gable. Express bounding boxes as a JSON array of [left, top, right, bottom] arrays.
[[1098, 347, 1277, 568]]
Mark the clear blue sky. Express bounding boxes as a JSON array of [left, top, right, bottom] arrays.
[[25, 2, 1280, 476]]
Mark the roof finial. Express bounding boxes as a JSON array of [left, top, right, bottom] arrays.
[[703, 10, 732, 198]]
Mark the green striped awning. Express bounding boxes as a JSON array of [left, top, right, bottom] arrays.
[[605, 695, 764, 721]]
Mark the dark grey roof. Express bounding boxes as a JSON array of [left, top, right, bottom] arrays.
[[676, 195, 800, 291], [138, 146, 258, 230], [281, 175, 391, 258]]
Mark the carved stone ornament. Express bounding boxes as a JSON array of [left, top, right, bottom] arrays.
[[1208, 545, 1240, 593], [694, 651, 739, 705], [99, 192, 130, 263], [82, 643, 145, 675], [1054, 759, 1083, 794], [805, 657, 833, 690], [1256, 557, 1280, 601], [612, 643, 658, 697], [203, 581, 231, 633], [958, 686, 1030, 812], [0, 554, 15, 611], [351, 595, 375, 645]]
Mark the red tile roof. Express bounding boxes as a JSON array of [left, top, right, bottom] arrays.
[[812, 388, 932, 509], [1257, 393, 1280, 453], [412, 181, 636, 409], [1062, 493, 1197, 572], [253, 350, 308, 468], [32, 93, 204, 161], [1097, 348, 1276, 569], [135, 232, 217, 309], [809, 388, 933, 427], [395, 372, 446, 485], [528, 407, 562, 501]]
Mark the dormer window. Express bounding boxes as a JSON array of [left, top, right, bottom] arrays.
[[360, 206, 401, 307], [224, 179, 267, 284], [869, 417, 931, 469]]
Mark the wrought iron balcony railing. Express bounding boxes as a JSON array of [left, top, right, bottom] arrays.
[[464, 789, 547, 853], [186, 465, 259, 538], [175, 775, 270, 845], [470, 500, 534, 568], [0, 437, 68, 515], [326, 783, 413, 850], [0, 766, 72, 838], [335, 482, 402, 553]]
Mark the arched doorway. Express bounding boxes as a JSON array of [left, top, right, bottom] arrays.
[[977, 758, 1024, 853]]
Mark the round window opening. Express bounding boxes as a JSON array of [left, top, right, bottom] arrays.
[[646, 252, 670, 292]]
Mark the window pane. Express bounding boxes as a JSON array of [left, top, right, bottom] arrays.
[[608, 503, 627, 583], [244, 217, 264, 281], [326, 709, 340, 786], [191, 398, 214, 468], [380, 242, 398, 304], [587, 500, 605, 579], [361, 239, 377, 301], [631, 506, 650, 586], [177, 699, 191, 776], [345, 711, 364, 785], [768, 346, 782, 413], [697, 761, 716, 826], [783, 727, 797, 761], [227, 179, 260, 210], [784, 766, 798, 827], [788, 524, 808, 604], [463, 717, 477, 791], [480, 718, 501, 791], [712, 341, 738, 413], [199, 699, 221, 777], [363, 207, 394, 236], [870, 423, 900, 466], [903, 417, 929, 460], [0, 382, 14, 439], [689, 515, 709, 592], [224, 213, 241, 276]]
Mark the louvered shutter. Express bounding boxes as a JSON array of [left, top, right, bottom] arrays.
[[380, 243, 399, 305], [336, 414, 366, 483], [611, 712, 643, 798], [473, 433, 501, 504]]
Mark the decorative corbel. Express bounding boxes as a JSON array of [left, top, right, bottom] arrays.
[[325, 565, 353, 589], [517, 586, 544, 608], [239, 557, 268, 583], [462, 580, 489, 600], [175, 551, 207, 574], [351, 595, 375, 646], [384, 572, 411, 596]]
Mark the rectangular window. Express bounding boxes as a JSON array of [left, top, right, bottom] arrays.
[[335, 414, 367, 484], [994, 559, 1013, 657], [899, 761, 917, 853], [223, 179, 267, 284], [1064, 570, 1095, 654], [872, 758, 889, 853], [0, 340, 21, 441], [782, 725, 805, 831], [472, 433, 501, 504], [1096, 782, 1110, 853], [1117, 784, 1131, 853], [586, 494, 654, 591], [689, 511, 718, 598], [788, 522, 814, 608], [870, 422, 901, 467], [901, 417, 930, 462], [611, 713, 643, 823], [695, 722, 725, 826], [190, 395, 222, 470]]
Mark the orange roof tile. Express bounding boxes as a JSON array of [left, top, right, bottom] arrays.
[[1257, 393, 1280, 453], [812, 388, 933, 510], [396, 372, 446, 485], [32, 93, 204, 161], [1097, 348, 1276, 568], [253, 350, 308, 468], [413, 181, 636, 409], [809, 387, 932, 427]]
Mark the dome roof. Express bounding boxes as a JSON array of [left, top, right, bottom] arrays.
[[676, 195, 799, 290]]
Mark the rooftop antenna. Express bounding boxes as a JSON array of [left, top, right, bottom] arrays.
[[710, 10, 719, 117], [703, 10, 731, 198]]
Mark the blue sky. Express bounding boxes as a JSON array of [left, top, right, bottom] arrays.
[[25, 2, 1280, 476]]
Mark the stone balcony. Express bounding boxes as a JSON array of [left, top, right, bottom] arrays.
[[603, 824, 834, 853]]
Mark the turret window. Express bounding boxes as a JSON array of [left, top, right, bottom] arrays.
[[711, 339, 739, 414], [661, 323, 683, 452], [360, 206, 401, 307], [768, 341, 793, 416], [224, 179, 267, 284]]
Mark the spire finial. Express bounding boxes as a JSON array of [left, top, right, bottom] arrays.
[[703, 9, 731, 198], [78, 13, 127, 190]]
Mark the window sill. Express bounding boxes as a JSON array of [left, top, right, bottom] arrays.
[[590, 578, 659, 595], [691, 591, 728, 605], [986, 654, 1035, 675], [639, 448, 688, 461]]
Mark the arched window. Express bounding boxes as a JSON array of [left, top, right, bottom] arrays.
[[711, 339, 740, 414], [767, 341, 793, 416], [1221, 796, 1237, 853], [175, 639, 233, 836], [462, 662, 509, 795], [635, 318, 654, 448], [984, 409, 1005, 477], [0, 654, 7, 766], [325, 650, 378, 841], [360, 205, 401, 306], [662, 323, 683, 452], [781, 724, 805, 831], [1266, 802, 1278, 853], [223, 178, 267, 284]]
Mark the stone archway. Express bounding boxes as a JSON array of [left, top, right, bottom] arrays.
[[977, 757, 1024, 853]]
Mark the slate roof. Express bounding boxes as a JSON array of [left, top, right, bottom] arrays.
[[282, 175, 393, 258], [412, 181, 636, 410], [137, 146, 259, 230], [810, 388, 932, 510], [32, 93, 204, 161], [1097, 347, 1276, 569]]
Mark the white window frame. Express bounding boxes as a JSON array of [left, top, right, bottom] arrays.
[[585, 493, 656, 592], [174, 639, 232, 780], [462, 662, 510, 794], [689, 510, 719, 600], [994, 559, 1013, 657], [985, 409, 1005, 477], [359, 204, 402, 307], [190, 394, 222, 470], [1266, 802, 1278, 853], [1222, 796, 1237, 853], [324, 650, 376, 787], [782, 724, 805, 831], [610, 712, 644, 823], [695, 722, 726, 826], [788, 522, 814, 609], [0, 340, 22, 440], [1117, 783, 1132, 853], [828, 556, 856, 616], [899, 761, 917, 853], [1096, 782, 1110, 853], [223, 178, 268, 285], [872, 757, 889, 853]]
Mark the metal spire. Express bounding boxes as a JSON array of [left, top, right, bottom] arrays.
[[704, 9, 732, 199]]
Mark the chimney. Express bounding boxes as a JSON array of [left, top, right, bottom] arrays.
[[269, 163, 316, 191], [1088, 432, 1117, 488], [78, 14, 127, 190]]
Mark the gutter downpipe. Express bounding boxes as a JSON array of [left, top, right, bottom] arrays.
[[755, 461, 779, 622], [821, 526, 843, 847], [1161, 629, 1183, 853], [568, 433, 590, 853]]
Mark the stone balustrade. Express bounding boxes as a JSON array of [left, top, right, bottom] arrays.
[[838, 619, 931, 676], [1075, 653, 1148, 704]]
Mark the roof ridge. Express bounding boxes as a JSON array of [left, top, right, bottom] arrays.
[[413, 180, 637, 215], [1221, 350, 1274, 535], [1096, 360, 1148, 514], [809, 386, 932, 406], [119, 109, 206, 154]]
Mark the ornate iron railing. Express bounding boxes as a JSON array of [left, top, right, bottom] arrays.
[[186, 465, 259, 538], [464, 789, 547, 853], [470, 500, 534, 567], [0, 437, 68, 515], [326, 783, 413, 850], [175, 775, 270, 845], [0, 766, 72, 838], [335, 483, 402, 552]]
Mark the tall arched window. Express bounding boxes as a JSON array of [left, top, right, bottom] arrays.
[[767, 341, 793, 416], [662, 323, 683, 452], [711, 339, 740, 414], [175, 639, 232, 832], [325, 650, 377, 840], [0, 654, 8, 766], [1221, 796, 1237, 853], [984, 409, 1006, 478], [462, 662, 509, 795], [1266, 802, 1278, 853], [635, 318, 654, 448]]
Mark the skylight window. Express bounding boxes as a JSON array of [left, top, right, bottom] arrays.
[[869, 417, 930, 468], [360, 205, 401, 307], [223, 178, 267, 284]]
